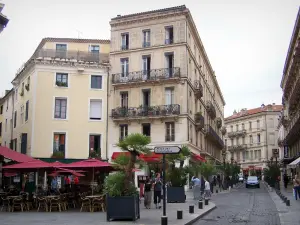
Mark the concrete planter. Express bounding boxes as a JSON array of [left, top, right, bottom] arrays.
[[167, 187, 186, 203]]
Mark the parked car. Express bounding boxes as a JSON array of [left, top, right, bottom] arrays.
[[246, 176, 260, 188]]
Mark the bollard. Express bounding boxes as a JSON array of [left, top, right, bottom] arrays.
[[216, 189, 219, 193], [161, 216, 168, 225], [283, 197, 287, 203], [286, 199, 290, 206], [189, 205, 194, 214], [198, 200, 203, 209], [177, 210, 183, 219], [204, 199, 209, 205]]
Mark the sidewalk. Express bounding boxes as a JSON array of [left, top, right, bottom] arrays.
[[0, 191, 216, 225], [265, 182, 300, 225]]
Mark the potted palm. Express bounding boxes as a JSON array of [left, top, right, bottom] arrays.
[[104, 133, 151, 221], [51, 151, 65, 159], [166, 146, 191, 203]]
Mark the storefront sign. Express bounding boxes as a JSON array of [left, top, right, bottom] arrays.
[[154, 146, 181, 154], [284, 145, 289, 158]]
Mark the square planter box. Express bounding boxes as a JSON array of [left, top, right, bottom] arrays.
[[167, 186, 186, 203], [106, 195, 140, 221]]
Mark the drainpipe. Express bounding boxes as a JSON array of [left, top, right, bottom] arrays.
[[265, 114, 268, 164], [10, 90, 15, 149], [186, 20, 189, 142], [105, 66, 110, 161]]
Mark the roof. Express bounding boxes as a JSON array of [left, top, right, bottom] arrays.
[[0, 146, 36, 163], [225, 104, 283, 121], [111, 5, 187, 20], [281, 7, 300, 88]]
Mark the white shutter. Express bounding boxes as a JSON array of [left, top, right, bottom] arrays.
[[90, 100, 102, 120]]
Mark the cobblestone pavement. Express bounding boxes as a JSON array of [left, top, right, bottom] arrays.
[[195, 183, 281, 225]]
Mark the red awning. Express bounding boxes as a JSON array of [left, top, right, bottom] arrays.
[[111, 152, 131, 160], [111, 152, 162, 163], [0, 146, 36, 163], [2, 160, 54, 169], [51, 161, 66, 167], [3, 172, 18, 177], [62, 158, 112, 168], [191, 153, 206, 162]]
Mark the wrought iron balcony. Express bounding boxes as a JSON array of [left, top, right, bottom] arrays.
[[206, 100, 216, 120], [111, 104, 180, 120], [194, 80, 203, 99], [34, 49, 109, 63], [165, 39, 173, 44], [194, 113, 204, 131], [143, 42, 151, 48], [278, 112, 289, 128], [227, 129, 247, 138], [216, 117, 222, 129], [112, 67, 180, 84], [284, 104, 300, 144], [221, 126, 227, 135], [227, 144, 247, 152], [204, 124, 224, 149]]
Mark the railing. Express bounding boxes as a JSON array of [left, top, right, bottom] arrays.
[[227, 144, 247, 151], [34, 49, 109, 63], [194, 80, 203, 99], [284, 104, 300, 142], [143, 42, 151, 48], [216, 117, 222, 128], [111, 104, 180, 119], [206, 100, 216, 119], [227, 129, 247, 138], [112, 67, 180, 84], [204, 124, 224, 149], [165, 39, 173, 44], [121, 45, 129, 50], [194, 113, 204, 130]]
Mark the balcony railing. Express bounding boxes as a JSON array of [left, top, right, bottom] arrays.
[[112, 67, 180, 84], [165, 134, 175, 142], [34, 49, 109, 63], [194, 113, 204, 131], [284, 104, 300, 144], [204, 124, 224, 149], [216, 117, 222, 129], [227, 144, 247, 151], [111, 104, 180, 119], [206, 100, 216, 119], [221, 126, 227, 135], [194, 80, 203, 99], [143, 42, 151, 48], [165, 39, 173, 44], [227, 129, 247, 138]]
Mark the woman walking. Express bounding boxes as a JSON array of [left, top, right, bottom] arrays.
[[144, 178, 152, 209], [293, 175, 300, 200], [204, 178, 211, 199]]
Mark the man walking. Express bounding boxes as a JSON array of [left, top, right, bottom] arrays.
[[191, 176, 201, 200], [153, 173, 162, 209]]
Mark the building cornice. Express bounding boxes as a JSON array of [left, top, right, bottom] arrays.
[[225, 110, 281, 124]]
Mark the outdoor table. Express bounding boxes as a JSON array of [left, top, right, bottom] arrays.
[[85, 195, 102, 198]]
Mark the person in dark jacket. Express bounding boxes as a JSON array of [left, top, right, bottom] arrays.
[[283, 173, 289, 189], [153, 173, 162, 209], [144, 178, 152, 209]]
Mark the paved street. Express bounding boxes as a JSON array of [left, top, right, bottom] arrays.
[[195, 183, 281, 225]]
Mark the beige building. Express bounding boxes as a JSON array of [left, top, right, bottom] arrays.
[[0, 3, 9, 33], [0, 89, 14, 147], [224, 104, 282, 173], [2, 38, 110, 160], [107, 5, 226, 168]]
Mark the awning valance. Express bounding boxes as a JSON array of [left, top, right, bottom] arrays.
[[191, 153, 206, 162], [111, 152, 162, 163], [287, 156, 300, 169]]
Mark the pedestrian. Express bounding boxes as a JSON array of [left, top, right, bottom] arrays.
[[191, 176, 201, 200], [51, 177, 58, 194], [204, 178, 211, 199], [153, 173, 162, 209], [144, 178, 152, 209], [293, 175, 300, 200], [283, 173, 289, 189]]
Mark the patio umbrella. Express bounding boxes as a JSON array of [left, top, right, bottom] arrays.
[[48, 170, 85, 177], [2, 160, 54, 170]]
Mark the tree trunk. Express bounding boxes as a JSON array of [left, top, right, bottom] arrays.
[[124, 151, 137, 194]]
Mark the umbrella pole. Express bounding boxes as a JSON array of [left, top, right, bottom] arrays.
[[92, 168, 94, 195]]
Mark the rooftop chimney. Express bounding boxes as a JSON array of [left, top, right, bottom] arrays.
[[117, 15, 121, 17], [261, 104, 265, 109], [233, 109, 237, 115], [272, 103, 275, 105]]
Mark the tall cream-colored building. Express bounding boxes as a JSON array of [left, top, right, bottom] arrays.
[[224, 104, 282, 174], [107, 5, 226, 165], [1, 38, 110, 160]]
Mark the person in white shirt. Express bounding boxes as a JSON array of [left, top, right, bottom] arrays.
[[204, 178, 211, 199]]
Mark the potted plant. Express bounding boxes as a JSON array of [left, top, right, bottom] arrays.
[[104, 133, 151, 221], [51, 151, 65, 159], [166, 146, 191, 203], [89, 148, 101, 159], [147, 106, 155, 116]]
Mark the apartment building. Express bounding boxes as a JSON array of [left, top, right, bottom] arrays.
[[0, 90, 14, 147], [107, 5, 226, 167], [0, 3, 9, 33], [224, 104, 282, 174], [280, 7, 300, 174], [2, 38, 110, 160]]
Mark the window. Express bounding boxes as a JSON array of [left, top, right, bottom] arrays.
[[15, 88, 18, 101], [236, 124, 238, 131], [242, 123, 245, 130], [120, 124, 128, 140], [89, 99, 102, 120], [53, 133, 66, 154], [225, 139, 227, 146], [91, 75, 102, 89], [257, 134, 261, 143], [25, 100, 29, 121], [165, 88, 174, 105], [89, 134, 101, 155], [121, 92, 128, 108], [121, 33, 129, 50], [14, 111, 17, 128], [5, 119, 7, 131], [165, 52, 174, 77], [0, 105, 2, 114], [230, 125, 233, 132], [54, 98, 67, 119], [236, 137, 239, 145], [165, 122, 175, 141], [142, 55, 151, 78], [242, 137, 245, 144], [250, 135, 253, 144], [165, 26, 174, 44], [121, 58, 129, 77], [142, 123, 151, 136], [249, 121, 252, 130], [0, 122, 2, 136], [6, 98, 9, 110], [56, 73, 68, 87], [143, 30, 151, 47], [257, 120, 260, 129], [89, 45, 100, 53], [20, 105, 24, 124], [142, 89, 151, 107], [26, 76, 30, 91], [56, 44, 67, 58]]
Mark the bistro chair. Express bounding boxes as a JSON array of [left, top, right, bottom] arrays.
[[68, 192, 76, 208], [60, 194, 68, 211], [80, 196, 91, 212], [49, 197, 62, 212], [11, 196, 25, 212], [0, 196, 10, 212], [91, 196, 105, 212], [37, 197, 48, 212]]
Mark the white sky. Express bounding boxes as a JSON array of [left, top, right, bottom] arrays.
[[0, 0, 299, 116]]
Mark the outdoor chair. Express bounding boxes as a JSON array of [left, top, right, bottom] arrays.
[[80, 196, 91, 212], [91, 196, 105, 212], [11, 197, 25, 212], [37, 197, 48, 212], [68, 192, 76, 208], [0, 196, 10, 212], [60, 194, 68, 211], [49, 197, 62, 212]]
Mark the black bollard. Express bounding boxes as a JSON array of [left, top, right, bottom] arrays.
[[205, 199, 209, 205], [198, 201, 203, 209], [189, 205, 194, 214], [216, 189, 219, 193], [161, 216, 168, 225], [177, 210, 183, 219], [286, 199, 290, 206]]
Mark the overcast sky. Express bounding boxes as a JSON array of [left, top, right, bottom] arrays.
[[0, 0, 299, 116]]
